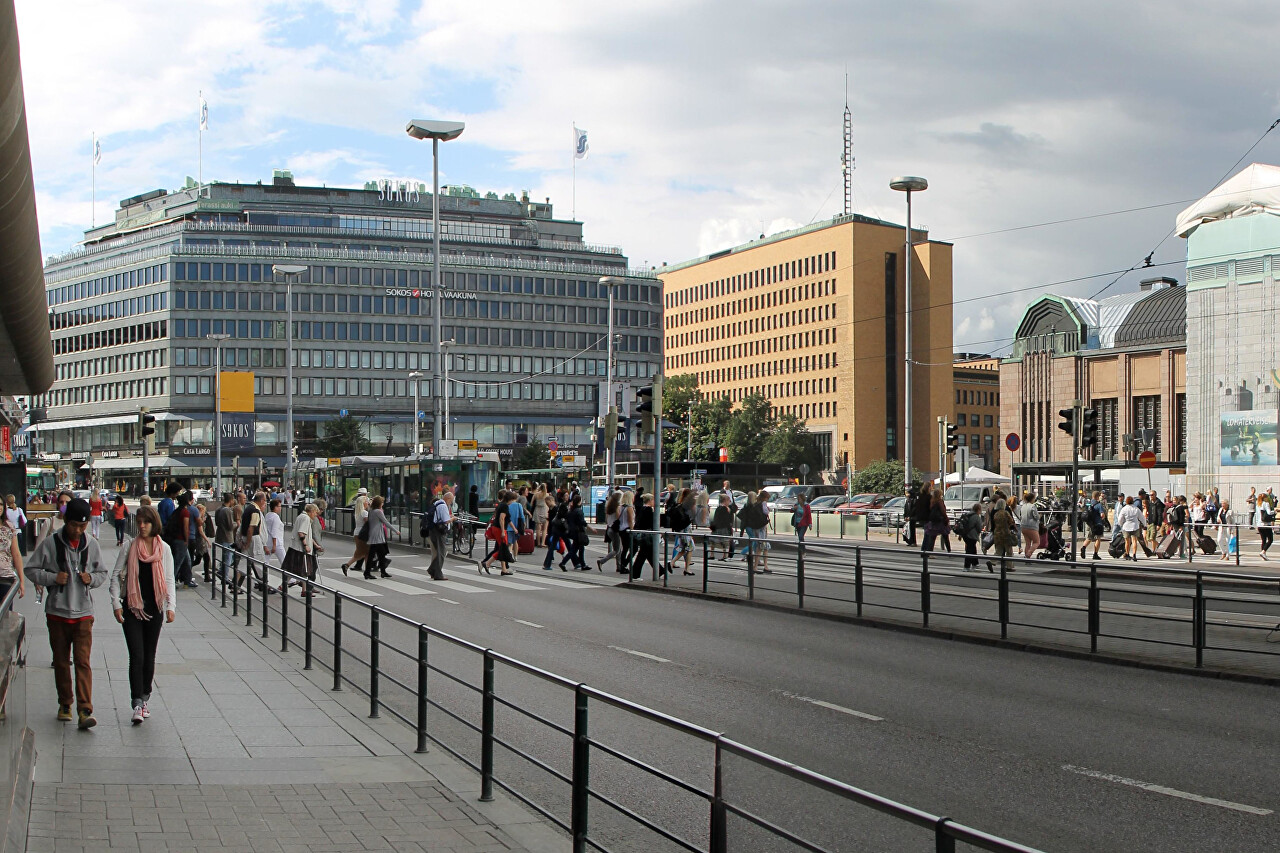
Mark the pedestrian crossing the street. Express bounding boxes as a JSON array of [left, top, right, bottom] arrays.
[[307, 556, 604, 600]]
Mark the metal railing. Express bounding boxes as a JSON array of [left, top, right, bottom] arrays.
[[209, 542, 1043, 853], [637, 530, 1280, 678]]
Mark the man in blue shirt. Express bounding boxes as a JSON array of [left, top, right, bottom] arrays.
[[157, 482, 181, 527], [506, 496, 525, 560]]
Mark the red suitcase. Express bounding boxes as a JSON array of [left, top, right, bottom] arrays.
[[517, 530, 536, 555]]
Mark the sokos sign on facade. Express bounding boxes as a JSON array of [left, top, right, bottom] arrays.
[[221, 413, 256, 452]]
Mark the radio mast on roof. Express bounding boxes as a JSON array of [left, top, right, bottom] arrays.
[[841, 72, 854, 216]]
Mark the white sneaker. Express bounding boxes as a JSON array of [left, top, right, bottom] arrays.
[[131, 706, 144, 725], [140, 702, 150, 719]]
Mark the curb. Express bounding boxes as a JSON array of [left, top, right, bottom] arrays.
[[617, 582, 1280, 688]]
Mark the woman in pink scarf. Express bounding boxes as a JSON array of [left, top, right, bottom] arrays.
[[108, 505, 176, 725]]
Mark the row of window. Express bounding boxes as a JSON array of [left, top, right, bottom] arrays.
[[670, 328, 837, 370], [46, 263, 169, 307], [956, 388, 999, 406], [666, 252, 837, 307], [668, 281, 837, 330], [54, 321, 166, 355], [693, 352, 840, 386], [1018, 394, 1186, 463], [669, 300, 836, 346], [955, 434, 995, 453], [56, 349, 165, 381], [51, 292, 168, 330], [248, 211, 514, 241], [171, 261, 656, 304], [956, 413, 995, 428], [32, 377, 165, 409], [171, 374, 602, 404]]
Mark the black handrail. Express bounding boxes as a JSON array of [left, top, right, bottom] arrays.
[[212, 543, 1043, 853]]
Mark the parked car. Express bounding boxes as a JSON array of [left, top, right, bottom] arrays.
[[807, 494, 846, 512], [770, 484, 846, 510], [835, 493, 893, 515], [190, 488, 214, 502], [866, 495, 909, 527]]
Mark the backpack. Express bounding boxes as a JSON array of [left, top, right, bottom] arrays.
[[163, 507, 187, 544], [952, 511, 969, 538], [421, 499, 450, 538]]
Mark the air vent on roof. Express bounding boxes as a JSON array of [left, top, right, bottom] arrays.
[[119, 188, 167, 209]]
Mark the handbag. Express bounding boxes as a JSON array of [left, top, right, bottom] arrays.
[[356, 520, 370, 542], [981, 531, 994, 550]]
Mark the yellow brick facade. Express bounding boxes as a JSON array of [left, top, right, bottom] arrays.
[[658, 215, 953, 475]]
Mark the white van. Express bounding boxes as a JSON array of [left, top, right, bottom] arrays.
[[943, 483, 1005, 516]]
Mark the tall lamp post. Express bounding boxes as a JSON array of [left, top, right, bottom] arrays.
[[889, 176, 928, 497], [408, 370, 424, 454], [441, 339, 454, 442], [207, 332, 230, 497], [406, 119, 465, 455], [270, 264, 307, 489], [598, 276, 624, 488]]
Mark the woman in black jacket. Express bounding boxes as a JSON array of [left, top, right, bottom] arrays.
[[921, 491, 949, 552], [479, 492, 515, 575], [564, 493, 589, 571], [543, 497, 570, 571], [629, 494, 660, 579]]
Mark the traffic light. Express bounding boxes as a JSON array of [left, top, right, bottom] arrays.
[[1079, 407, 1098, 449], [945, 422, 958, 454], [604, 407, 619, 446], [138, 407, 156, 438], [1058, 407, 1076, 437], [636, 381, 659, 438]]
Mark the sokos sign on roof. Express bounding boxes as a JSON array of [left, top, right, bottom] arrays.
[[376, 180, 422, 204]]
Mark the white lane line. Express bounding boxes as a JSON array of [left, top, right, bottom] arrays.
[[365, 578, 437, 596], [438, 598, 460, 605], [608, 645, 672, 663], [1062, 764, 1272, 815], [430, 579, 495, 594], [315, 576, 384, 597], [508, 570, 604, 588], [438, 571, 551, 592], [783, 691, 883, 722], [513, 619, 545, 629]]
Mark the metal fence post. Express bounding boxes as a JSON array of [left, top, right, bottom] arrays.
[[261, 559, 269, 639], [797, 542, 805, 609], [1088, 562, 1100, 654], [416, 627, 429, 754], [702, 534, 710, 594], [220, 562, 228, 609], [710, 736, 728, 853], [998, 563, 1010, 639], [480, 651, 495, 802], [921, 552, 930, 628], [332, 595, 343, 691], [1194, 572, 1205, 668], [280, 577, 289, 652], [746, 548, 755, 600], [243, 552, 252, 626], [935, 818, 956, 853], [855, 547, 863, 617], [369, 608, 381, 718], [571, 685, 590, 853], [304, 580, 314, 670]]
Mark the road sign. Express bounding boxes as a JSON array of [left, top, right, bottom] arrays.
[[457, 440, 478, 451], [1005, 433, 1020, 452], [417, 411, 426, 421], [548, 439, 559, 453], [1138, 450, 1157, 469], [339, 409, 349, 417]]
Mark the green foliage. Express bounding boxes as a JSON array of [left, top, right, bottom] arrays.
[[722, 393, 775, 463], [513, 440, 549, 470], [319, 414, 373, 458], [760, 413, 824, 473], [848, 459, 925, 495]]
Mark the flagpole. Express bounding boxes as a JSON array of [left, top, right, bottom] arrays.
[[572, 122, 576, 221], [90, 132, 95, 228], [198, 90, 203, 189]]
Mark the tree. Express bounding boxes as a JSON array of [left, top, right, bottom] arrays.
[[690, 396, 733, 461], [319, 414, 373, 457], [722, 393, 775, 463], [661, 373, 701, 460], [848, 459, 925, 495], [760, 413, 824, 475], [513, 440, 549, 471]]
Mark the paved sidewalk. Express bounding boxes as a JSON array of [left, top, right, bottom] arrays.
[[20, 541, 562, 853]]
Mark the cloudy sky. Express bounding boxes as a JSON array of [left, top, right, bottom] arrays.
[[15, 0, 1280, 354]]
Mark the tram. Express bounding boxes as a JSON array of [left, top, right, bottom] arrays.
[[309, 452, 502, 518]]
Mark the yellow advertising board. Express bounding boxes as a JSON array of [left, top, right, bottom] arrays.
[[219, 372, 255, 413], [457, 439, 478, 451]]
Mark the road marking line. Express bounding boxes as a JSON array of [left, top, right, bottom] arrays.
[[438, 598, 460, 605], [1062, 764, 1272, 815], [446, 572, 553, 591], [783, 692, 883, 722], [513, 619, 544, 629], [315, 576, 384, 597], [366, 578, 437, 596], [608, 645, 672, 663], [430, 579, 495, 594]]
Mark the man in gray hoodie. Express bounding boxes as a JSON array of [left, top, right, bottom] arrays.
[[24, 498, 108, 729]]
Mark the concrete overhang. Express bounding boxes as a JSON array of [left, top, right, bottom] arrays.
[[0, 0, 52, 397]]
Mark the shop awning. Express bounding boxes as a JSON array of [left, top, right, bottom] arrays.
[[23, 412, 190, 433], [89, 456, 186, 471]]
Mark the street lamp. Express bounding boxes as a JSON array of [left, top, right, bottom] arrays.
[[406, 118, 465, 455], [207, 332, 230, 498], [889, 175, 928, 496], [599, 276, 624, 488], [408, 370, 424, 455], [271, 263, 307, 489], [441, 338, 454, 442]]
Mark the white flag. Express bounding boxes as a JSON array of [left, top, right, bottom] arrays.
[[92, 137, 101, 165], [573, 125, 588, 160], [199, 93, 209, 131]]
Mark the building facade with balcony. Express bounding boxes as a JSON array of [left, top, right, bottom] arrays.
[[658, 214, 953, 476], [999, 277, 1187, 487], [24, 174, 661, 492]]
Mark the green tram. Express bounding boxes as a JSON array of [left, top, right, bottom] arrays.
[[307, 453, 503, 525]]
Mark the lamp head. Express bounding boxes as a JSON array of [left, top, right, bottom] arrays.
[[889, 176, 928, 193], [406, 120, 465, 142], [272, 264, 307, 276], [598, 276, 625, 288]]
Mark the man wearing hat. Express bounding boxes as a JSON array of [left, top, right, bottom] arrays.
[[24, 498, 108, 729]]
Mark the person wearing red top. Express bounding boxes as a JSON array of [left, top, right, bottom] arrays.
[[111, 496, 128, 545], [88, 490, 104, 540]]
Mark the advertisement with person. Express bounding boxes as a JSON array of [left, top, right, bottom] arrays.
[[1220, 409, 1278, 466]]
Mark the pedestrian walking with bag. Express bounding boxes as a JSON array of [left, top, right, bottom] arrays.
[[88, 490, 104, 540], [1258, 495, 1274, 560], [480, 491, 516, 575], [958, 503, 984, 570], [108, 505, 175, 725], [986, 498, 1016, 573], [214, 494, 237, 583], [5, 494, 27, 556], [596, 493, 624, 571], [423, 490, 452, 581], [629, 493, 661, 580], [792, 496, 812, 543], [921, 491, 949, 552], [163, 491, 197, 589], [280, 504, 321, 595], [25, 498, 107, 729], [264, 499, 286, 571], [709, 494, 735, 558], [364, 496, 392, 579], [109, 496, 128, 546], [1016, 492, 1040, 558], [0, 511, 25, 600]]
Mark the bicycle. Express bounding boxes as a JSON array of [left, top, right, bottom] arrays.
[[449, 513, 477, 557]]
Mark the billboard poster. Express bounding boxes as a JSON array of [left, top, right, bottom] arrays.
[[1220, 410, 1278, 466], [220, 413, 256, 452]]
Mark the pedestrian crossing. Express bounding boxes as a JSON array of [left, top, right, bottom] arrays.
[[305, 556, 604, 599]]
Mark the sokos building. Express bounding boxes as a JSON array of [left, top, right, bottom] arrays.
[[27, 174, 660, 492]]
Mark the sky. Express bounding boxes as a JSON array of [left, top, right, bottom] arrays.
[[15, 0, 1280, 355]]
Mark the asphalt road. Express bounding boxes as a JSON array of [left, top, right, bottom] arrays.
[[169, 531, 1280, 853]]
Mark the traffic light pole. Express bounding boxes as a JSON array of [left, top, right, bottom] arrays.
[[1070, 402, 1080, 562]]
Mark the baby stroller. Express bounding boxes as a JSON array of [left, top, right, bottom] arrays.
[[1036, 516, 1067, 561]]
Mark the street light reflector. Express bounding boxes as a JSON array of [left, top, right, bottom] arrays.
[[408, 371, 424, 379], [598, 275, 624, 288], [405, 119, 465, 141], [889, 176, 928, 192], [272, 264, 307, 276], [206, 333, 230, 341]]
